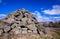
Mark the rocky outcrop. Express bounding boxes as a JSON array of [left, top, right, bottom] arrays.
[[0, 9, 59, 39], [0, 9, 52, 39], [0, 9, 41, 36]]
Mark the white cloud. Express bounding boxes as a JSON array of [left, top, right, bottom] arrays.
[[43, 5, 60, 15], [33, 11, 50, 22], [33, 11, 60, 22], [32, 11, 42, 19], [54, 17, 60, 18], [0, 14, 6, 19], [54, 17, 60, 21], [35, 11, 42, 18]]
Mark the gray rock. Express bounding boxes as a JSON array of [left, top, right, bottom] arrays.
[[39, 31, 44, 35], [3, 18, 15, 24], [28, 30, 32, 33], [11, 28, 22, 35], [27, 24, 37, 30], [0, 8, 42, 36], [22, 28, 27, 31], [4, 26, 11, 32], [0, 29, 3, 35]]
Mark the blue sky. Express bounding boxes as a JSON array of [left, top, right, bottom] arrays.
[[0, 0, 60, 22]]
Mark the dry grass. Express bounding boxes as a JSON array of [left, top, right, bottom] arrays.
[[0, 30, 60, 39], [9, 34, 40, 39], [6, 33, 60, 39], [0, 34, 60, 39]]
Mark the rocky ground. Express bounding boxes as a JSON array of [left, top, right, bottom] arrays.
[[0, 8, 60, 39]]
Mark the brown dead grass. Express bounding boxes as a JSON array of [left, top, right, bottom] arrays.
[[0, 30, 60, 39]]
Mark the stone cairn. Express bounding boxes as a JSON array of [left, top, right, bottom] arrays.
[[0, 9, 46, 38]]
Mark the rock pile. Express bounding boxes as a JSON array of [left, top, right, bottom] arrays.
[[0, 9, 45, 37]]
